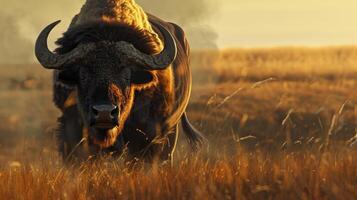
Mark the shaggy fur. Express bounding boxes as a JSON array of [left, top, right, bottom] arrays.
[[55, 23, 160, 55], [49, 0, 207, 161], [74, 0, 163, 53]]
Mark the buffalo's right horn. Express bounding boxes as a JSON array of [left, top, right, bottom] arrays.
[[35, 20, 95, 69]]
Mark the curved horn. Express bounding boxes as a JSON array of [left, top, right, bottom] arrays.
[[146, 20, 177, 70], [35, 20, 96, 69], [114, 21, 177, 70]]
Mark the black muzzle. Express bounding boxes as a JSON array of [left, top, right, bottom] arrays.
[[90, 104, 119, 129]]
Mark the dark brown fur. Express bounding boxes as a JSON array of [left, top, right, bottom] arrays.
[[55, 22, 160, 55], [53, 14, 206, 162]]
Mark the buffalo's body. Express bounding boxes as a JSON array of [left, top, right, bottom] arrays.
[[46, 14, 205, 162]]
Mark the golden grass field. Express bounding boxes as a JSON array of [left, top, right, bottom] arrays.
[[0, 47, 356, 199]]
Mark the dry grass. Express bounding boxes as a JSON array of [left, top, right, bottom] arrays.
[[0, 47, 357, 199], [0, 149, 356, 200]]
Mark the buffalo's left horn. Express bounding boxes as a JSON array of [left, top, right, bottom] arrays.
[[145, 20, 177, 70], [35, 20, 95, 69], [114, 20, 177, 70]]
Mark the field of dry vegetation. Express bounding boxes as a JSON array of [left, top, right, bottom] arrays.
[[0, 47, 356, 199]]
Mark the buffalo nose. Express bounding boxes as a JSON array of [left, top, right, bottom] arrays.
[[90, 104, 119, 128]]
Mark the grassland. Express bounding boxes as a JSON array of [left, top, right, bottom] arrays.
[[0, 46, 356, 199]]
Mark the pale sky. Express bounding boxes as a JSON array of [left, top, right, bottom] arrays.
[[1, 0, 357, 55], [212, 0, 357, 48]]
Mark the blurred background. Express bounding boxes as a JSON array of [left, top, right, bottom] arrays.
[[0, 0, 357, 161], [1, 0, 357, 64], [0, 1, 356, 198]]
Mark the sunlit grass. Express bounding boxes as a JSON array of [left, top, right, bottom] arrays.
[[0, 148, 355, 200], [0, 46, 357, 199]]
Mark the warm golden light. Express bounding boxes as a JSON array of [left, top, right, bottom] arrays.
[[214, 0, 357, 48]]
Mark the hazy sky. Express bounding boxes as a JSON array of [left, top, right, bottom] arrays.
[[214, 0, 357, 48], [1, 0, 357, 61]]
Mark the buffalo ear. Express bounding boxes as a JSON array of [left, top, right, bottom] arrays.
[[131, 70, 154, 85], [56, 69, 79, 86]]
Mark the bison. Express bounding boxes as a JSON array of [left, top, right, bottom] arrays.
[[35, 0, 206, 162]]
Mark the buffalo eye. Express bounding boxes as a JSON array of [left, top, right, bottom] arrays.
[[131, 70, 154, 85], [57, 69, 79, 86]]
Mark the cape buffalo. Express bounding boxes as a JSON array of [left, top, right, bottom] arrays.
[[35, 0, 206, 162]]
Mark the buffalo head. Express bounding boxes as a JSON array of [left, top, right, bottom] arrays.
[[35, 20, 177, 148]]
